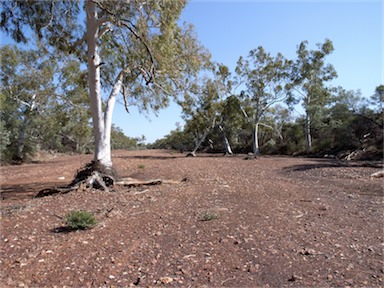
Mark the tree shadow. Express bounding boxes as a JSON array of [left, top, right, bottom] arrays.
[[116, 155, 179, 160], [284, 159, 383, 172], [0, 181, 66, 200], [51, 226, 76, 234]]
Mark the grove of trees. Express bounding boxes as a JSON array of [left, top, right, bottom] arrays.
[[150, 39, 383, 159], [1, 1, 382, 170]]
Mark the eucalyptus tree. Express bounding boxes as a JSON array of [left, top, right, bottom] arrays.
[[1, 0, 208, 171], [0, 45, 56, 161], [179, 63, 240, 155], [291, 39, 337, 152], [213, 65, 242, 154], [43, 58, 92, 153], [0, 44, 93, 161], [181, 78, 221, 156], [235, 46, 292, 155]]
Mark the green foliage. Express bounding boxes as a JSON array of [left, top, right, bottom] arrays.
[[0, 119, 10, 161], [198, 210, 218, 222], [290, 39, 338, 152], [235, 47, 292, 154], [149, 125, 194, 151], [0, 45, 93, 163], [111, 125, 145, 150], [65, 210, 97, 230]]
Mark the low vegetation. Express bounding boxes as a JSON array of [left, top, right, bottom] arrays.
[[64, 210, 98, 231]]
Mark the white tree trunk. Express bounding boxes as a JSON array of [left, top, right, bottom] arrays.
[[305, 109, 312, 153], [192, 130, 208, 154], [86, 0, 113, 168], [252, 121, 260, 155], [219, 125, 233, 155], [223, 136, 233, 155]]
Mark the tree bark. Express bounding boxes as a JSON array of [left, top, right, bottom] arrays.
[[252, 121, 260, 155], [223, 135, 233, 155], [86, 0, 114, 169], [191, 130, 209, 155], [305, 109, 312, 153], [218, 125, 233, 155]]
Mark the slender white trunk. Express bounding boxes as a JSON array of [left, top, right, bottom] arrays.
[[86, 0, 112, 167], [192, 131, 208, 154], [223, 136, 233, 155], [305, 93, 312, 153], [103, 74, 124, 165], [305, 111, 312, 152], [219, 125, 233, 155], [252, 121, 260, 155]]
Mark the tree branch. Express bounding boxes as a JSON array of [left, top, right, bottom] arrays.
[[69, 33, 87, 51], [259, 122, 283, 139]]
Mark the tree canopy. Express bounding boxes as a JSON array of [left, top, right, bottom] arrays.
[[1, 0, 209, 167]]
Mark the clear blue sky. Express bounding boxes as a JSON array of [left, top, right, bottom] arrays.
[[1, 1, 382, 143], [115, 0, 382, 143]]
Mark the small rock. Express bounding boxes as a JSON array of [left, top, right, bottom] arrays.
[[288, 275, 302, 282], [248, 264, 260, 273], [6, 278, 14, 286], [300, 248, 316, 255], [160, 277, 173, 284]]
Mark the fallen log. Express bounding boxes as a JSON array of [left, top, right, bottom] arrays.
[[116, 177, 187, 187], [116, 178, 163, 187], [370, 170, 384, 178]]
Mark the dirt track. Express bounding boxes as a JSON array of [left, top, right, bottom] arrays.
[[0, 150, 383, 287]]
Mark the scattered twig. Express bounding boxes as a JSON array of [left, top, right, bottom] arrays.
[[116, 178, 163, 187], [133, 189, 150, 195], [221, 276, 236, 285]]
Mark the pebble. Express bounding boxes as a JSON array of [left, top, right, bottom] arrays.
[[160, 276, 173, 284], [288, 275, 302, 282], [248, 264, 260, 273]]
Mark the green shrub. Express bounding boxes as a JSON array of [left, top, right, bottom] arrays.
[[65, 210, 97, 230], [198, 210, 218, 221]]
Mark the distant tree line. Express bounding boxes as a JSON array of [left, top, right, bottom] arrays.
[[150, 40, 383, 160]]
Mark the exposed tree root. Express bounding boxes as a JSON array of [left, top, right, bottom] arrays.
[[35, 161, 184, 198], [70, 161, 117, 188]]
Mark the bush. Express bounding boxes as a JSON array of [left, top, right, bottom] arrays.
[[198, 210, 218, 221], [65, 210, 97, 230]]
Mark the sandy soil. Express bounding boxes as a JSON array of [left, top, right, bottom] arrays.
[[0, 149, 383, 287]]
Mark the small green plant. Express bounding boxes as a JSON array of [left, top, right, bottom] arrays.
[[65, 210, 97, 230], [199, 210, 218, 222], [138, 164, 145, 169]]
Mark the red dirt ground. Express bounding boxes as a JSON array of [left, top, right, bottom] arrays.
[[0, 149, 383, 287]]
